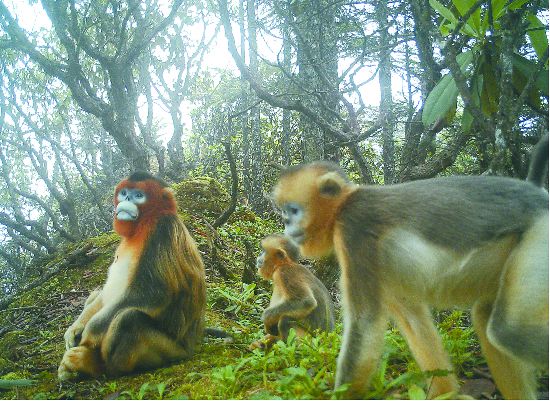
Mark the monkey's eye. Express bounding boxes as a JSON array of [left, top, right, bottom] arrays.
[[286, 204, 301, 216], [120, 189, 127, 197], [135, 191, 144, 199]]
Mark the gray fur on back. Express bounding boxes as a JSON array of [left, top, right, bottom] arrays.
[[340, 175, 548, 252]]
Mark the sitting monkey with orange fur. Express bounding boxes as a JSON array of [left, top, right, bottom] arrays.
[[272, 158, 548, 399], [58, 172, 206, 380], [250, 234, 335, 350]]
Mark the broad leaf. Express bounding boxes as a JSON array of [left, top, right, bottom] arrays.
[[491, 0, 508, 20], [456, 50, 475, 70], [452, 0, 481, 35], [526, 14, 549, 61], [481, 61, 499, 115], [430, 0, 458, 25], [0, 379, 35, 389], [422, 51, 474, 126], [462, 73, 483, 132], [508, 0, 530, 10], [408, 384, 427, 400], [422, 74, 459, 126], [512, 68, 543, 108], [511, 53, 549, 97]]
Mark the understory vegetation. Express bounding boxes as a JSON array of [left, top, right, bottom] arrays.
[[1, 177, 545, 400]]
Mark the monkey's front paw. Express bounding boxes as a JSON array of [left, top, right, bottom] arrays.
[[57, 346, 102, 381], [58, 363, 80, 382], [58, 348, 83, 381], [248, 334, 279, 351], [248, 340, 265, 351], [64, 324, 84, 350]]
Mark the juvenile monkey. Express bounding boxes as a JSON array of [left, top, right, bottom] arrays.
[[250, 234, 335, 350], [58, 172, 206, 380], [272, 161, 548, 399]]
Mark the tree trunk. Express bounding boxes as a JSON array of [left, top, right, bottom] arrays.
[[377, 0, 395, 184], [246, 0, 266, 213]]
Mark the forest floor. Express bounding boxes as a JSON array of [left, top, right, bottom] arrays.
[[0, 178, 547, 400]]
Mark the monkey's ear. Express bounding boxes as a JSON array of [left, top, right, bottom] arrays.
[[276, 249, 286, 260], [317, 172, 344, 197]]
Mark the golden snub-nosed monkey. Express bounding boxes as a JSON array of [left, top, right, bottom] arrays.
[[250, 234, 335, 350], [58, 172, 206, 380], [271, 153, 548, 399]]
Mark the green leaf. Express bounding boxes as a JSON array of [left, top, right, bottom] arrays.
[[452, 0, 481, 35], [157, 382, 167, 398], [461, 109, 474, 132], [456, 50, 475, 71], [481, 61, 499, 115], [408, 384, 427, 400], [423, 74, 459, 126], [491, 0, 508, 20], [508, 0, 530, 10], [526, 14, 549, 61], [440, 23, 452, 36], [422, 50, 474, 127], [0, 379, 35, 389], [511, 53, 549, 97], [138, 382, 150, 400], [430, 0, 458, 25]]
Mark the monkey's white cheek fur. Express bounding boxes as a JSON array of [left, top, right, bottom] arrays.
[[116, 201, 139, 221]]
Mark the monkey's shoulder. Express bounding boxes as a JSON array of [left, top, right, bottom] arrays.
[[275, 262, 315, 279], [275, 263, 330, 298], [274, 263, 315, 292], [153, 214, 190, 236]]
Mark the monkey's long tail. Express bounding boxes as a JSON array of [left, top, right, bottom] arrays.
[[527, 134, 549, 187], [204, 327, 233, 341]]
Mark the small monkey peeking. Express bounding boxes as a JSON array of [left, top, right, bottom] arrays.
[[58, 172, 206, 380], [250, 234, 335, 350], [272, 155, 548, 399]]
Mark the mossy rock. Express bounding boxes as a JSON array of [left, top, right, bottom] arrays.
[[172, 177, 230, 219], [227, 206, 257, 224]]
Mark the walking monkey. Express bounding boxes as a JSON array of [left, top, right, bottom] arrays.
[[58, 172, 206, 380], [271, 159, 548, 399], [250, 234, 335, 350]]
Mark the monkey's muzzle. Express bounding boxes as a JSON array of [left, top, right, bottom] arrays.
[[284, 228, 305, 245], [116, 201, 139, 221]]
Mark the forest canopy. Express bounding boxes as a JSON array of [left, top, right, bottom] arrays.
[[0, 0, 548, 298]]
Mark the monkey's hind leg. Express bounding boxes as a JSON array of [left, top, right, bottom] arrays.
[[101, 308, 189, 376], [391, 302, 459, 399], [335, 313, 387, 399], [478, 214, 548, 399], [486, 214, 549, 370], [277, 316, 307, 340], [472, 302, 537, 400]]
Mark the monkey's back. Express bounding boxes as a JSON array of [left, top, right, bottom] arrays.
[[341, 175, 548, 252], [132, 214, 206, 353], [286, 263, 335, 332]]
